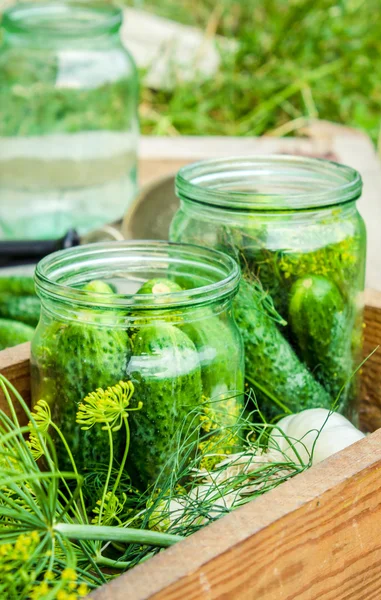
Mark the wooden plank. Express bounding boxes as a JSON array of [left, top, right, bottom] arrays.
[[360, 290, 381, 431], [0, 342, 30, 425], [90, 427, 381, 600]]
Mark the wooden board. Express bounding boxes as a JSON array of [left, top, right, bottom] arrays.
[[136, 123, 381, 292], [0, 289, 380, 600], [0, 342, 30, 425], [92, 428, 381, 600]]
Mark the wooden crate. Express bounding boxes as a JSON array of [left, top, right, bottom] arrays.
[[0, 290, 380, 599]]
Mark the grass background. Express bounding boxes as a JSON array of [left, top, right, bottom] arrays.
[[129, 0, 381, 147]]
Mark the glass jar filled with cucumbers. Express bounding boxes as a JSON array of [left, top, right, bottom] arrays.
[[31, 241, 244, 489], [170, 156, 366, 424]]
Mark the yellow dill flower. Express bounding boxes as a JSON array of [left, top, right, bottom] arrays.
[[26, 432, 45, 461], [76, 380, 142, 431], [91, 491, 127, 525], [44, 570, 54, 581], [78, 583, 88, 597], [30, 581, 50, 597], [28, 565, 88, 600], [61, 568, 77, 582], [29, 399, 51, 433], [57, 590, 73, 600], [26, 399, 52, 461]]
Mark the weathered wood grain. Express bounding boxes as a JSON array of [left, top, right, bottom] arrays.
[[91, 427, 381, 600], [360, 290, 381, 430], [0, 342, 30, 425]]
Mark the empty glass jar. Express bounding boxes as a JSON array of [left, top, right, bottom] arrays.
[[0, 1, 139, 239]]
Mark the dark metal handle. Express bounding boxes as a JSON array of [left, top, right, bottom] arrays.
[[0, 229, 80, 266]]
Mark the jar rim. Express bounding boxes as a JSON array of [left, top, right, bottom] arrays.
[[2, 1, 122, 38], [35, 240, 241, 311], [175, 155, 362, 211]]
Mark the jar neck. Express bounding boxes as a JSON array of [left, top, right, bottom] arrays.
[[1, 2, 123, 50], [35, 241, 241, 327], [177, 195, 359, 224], [39, 294, 234, 328], [175, 156, 362, 212]]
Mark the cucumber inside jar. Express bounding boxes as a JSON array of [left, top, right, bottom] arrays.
[[31, 316, 132, 475], [129, 278, 245, 484], [171, 156, 365, 423], [32, 246, 244, 493], [222, 219, 363, 420]]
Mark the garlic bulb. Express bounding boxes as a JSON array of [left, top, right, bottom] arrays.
[[269, 408, 365, 466]]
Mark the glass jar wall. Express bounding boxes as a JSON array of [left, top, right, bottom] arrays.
[[31, 241, 244, 489], [0, 1, 139, 239], [170, 156, 366, 425]]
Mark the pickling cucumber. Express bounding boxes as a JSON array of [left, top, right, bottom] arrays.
[[32, 321, 131, 473], [83, 280, 115, 294], [234, 278, 331, 419], [181, 312, 245, 456], [0, 276, 35, 296], [0, 294, 40, 327], [0, 318, 34, 349], [137, 278, 183, 296], [289, 275, 353, 403], [127, 323, 202, 489]]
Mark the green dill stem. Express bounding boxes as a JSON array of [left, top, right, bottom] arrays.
[[98, 425, 113, 525], [54, 523, 183, 547], [111, 416, 130, 498], [245, 375, 293, 415], [95, 551, 154, 570], [95, 555, 130, 570], [50, 422, 88, 524]]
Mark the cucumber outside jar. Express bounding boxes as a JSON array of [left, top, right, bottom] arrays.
[[31, 241, 244, 491], [170, 156, 366, 425]]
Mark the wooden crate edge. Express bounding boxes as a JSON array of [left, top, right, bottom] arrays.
[[90, 428, 381, 600]]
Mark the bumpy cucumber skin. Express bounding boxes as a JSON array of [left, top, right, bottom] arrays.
[[234, 279, 331, 419], [0, 294, 40, 327], [181, 313, 245, 455], [32, 321, 131, 472], [0, 317, 34, 349], [0, 276, 35, 296], [127, 323, 202, 489], [182, 315, 243, 398], [289, 275, 353, 406]]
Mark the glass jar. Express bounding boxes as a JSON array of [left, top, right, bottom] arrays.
[[31, 241, 244, 489], [170, 156, 366, 425], [0, 1, 138, 240]]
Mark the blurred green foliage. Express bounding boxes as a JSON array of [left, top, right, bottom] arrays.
[[133, 0, 381, 145]]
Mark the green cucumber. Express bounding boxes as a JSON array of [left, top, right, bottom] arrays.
[[234, 278, 331, 419], [137, 278, 183, 296], [0, 318, 34, 349], [181, 313, 244, 452], [0, 294, 40, 327], [127, 323, 202, 489], [32, 321, 131, 473], [289, 275, 353, 404], [134, 278, 184, 325], [0, 276, 35, 296], [83, 280, 115, 294]]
